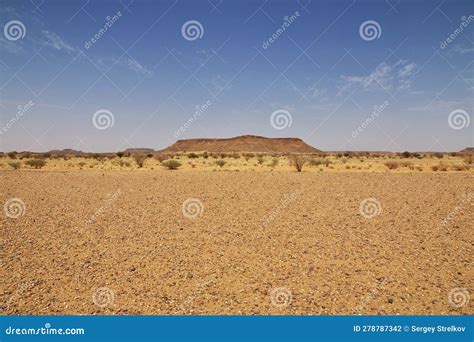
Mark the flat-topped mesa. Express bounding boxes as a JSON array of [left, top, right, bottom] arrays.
[[460, 147, 474, 154], [161, 135, 321, 153]]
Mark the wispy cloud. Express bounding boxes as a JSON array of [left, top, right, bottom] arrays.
[[41, 30, 77, 54], [450, 44, 474, 55], [338, 60, 417, 94]]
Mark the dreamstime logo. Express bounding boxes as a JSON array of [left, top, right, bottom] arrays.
[[263, 190, 300, 227], [448, 288, 470, 308], [359, 198, 382, 219], [441, 192, 473, 227], [182, 198, 204, 219], [352, 101, 389, 139], [181, 20, 204, 41], [3, 198, 26, 219], [262, 11, 300, 49], [92, 109, 115, 130], [174, 100, 212, 139], [448, 109, 470, 130], [4, 20, 26, 41], [270, 109, 292, 130], [0, 100, 35, 136], [270, 287, 292, 308], [84, 11, 123, 49], [92, 287, 115, 308], [86, 189, 121, 225], [359, 20, 381, 41], [440, 15, 474, 49]]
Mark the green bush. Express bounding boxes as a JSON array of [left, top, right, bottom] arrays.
[[8, 161, 21, 170], [215, 159, 226, 168], [162, 160, 182, 170], [25, 159, 46, 169]]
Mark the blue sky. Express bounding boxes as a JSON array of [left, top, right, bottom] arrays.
[[0, 0, 473, 152]]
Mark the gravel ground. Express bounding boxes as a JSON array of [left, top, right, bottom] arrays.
[[1, 171, 472, 315]]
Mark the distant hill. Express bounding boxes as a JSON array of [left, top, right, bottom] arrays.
[[124, 148, 155, 154], [161, 135, 320, 153], [47, 149, 85, 155], [460, 147, 474, 154]]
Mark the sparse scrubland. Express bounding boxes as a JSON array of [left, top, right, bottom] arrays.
[[0, 151, 472, 173]]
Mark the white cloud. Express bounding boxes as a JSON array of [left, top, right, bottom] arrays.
[[41, 30, 77, 54], [124, 58, 153, 77], [338, 60, 417, 94]]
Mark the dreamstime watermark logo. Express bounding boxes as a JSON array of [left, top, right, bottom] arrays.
[[359, 20, 381, 41], [2, 279, 37, 311], [359, 198, 382, 219], [4, 20, 26, 41], [263, 190, 300, 227], [92, 287, 115, 308], [353, 277, 389, 314], [270, 109, 292, 130], [262, 11, 300, 49], [270, 287, 292, 308], [182, 198, 204, 219], [352, 100, 389, 139], [3, 198, 26, 219], [441, 192, 473, 227], [92, 109, 115, 130], [84, 11, 123, 49], [0, 100, 35, 136], [174, 100, 212, 139], [181, 20, 204, 41], [448, 109, 470, 130], [440, 15, 474, 49], [448, 288, 470, 308], [86, 189, 121, 224]]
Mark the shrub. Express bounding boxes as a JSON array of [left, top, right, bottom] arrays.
[[42, 153, 51, 159], [25, 159, 46, 169], [290, 155, 305, 172], [7, 152, 17, 159], [215, 159, 226, 168], [116, 152, 124, 158], [202, 152, 209, 159], [400, 151, 411, 158], [147, 153, 154, 158], [452, 164, 469, 171], [162, 160, 181, 170], [8, 161, 21, 169], [155, 153, 168, 163], [257, 157, 264, 165], [269, 157, 279, 168], [78, 161, 86, 168], [399, 161, 414, 168], [311, 158, 331, 167], [433, 152, 444, 159], [432, 164, 447, 171], [132, 154, 147, 168], [463, 155, 473, 164], [384, 161, 399, 169], [188, 152, 199, 159], [243, 153, 254, 161]]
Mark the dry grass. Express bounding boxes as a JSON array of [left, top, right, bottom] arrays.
[[0, 153, 471, 173]]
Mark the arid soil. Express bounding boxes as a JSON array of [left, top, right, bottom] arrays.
[[1, 171, 472, 315]]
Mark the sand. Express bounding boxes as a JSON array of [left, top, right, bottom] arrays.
[[1, 171, 472, 315]]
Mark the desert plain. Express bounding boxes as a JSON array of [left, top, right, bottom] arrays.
[[1, 162, 472, 315]]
